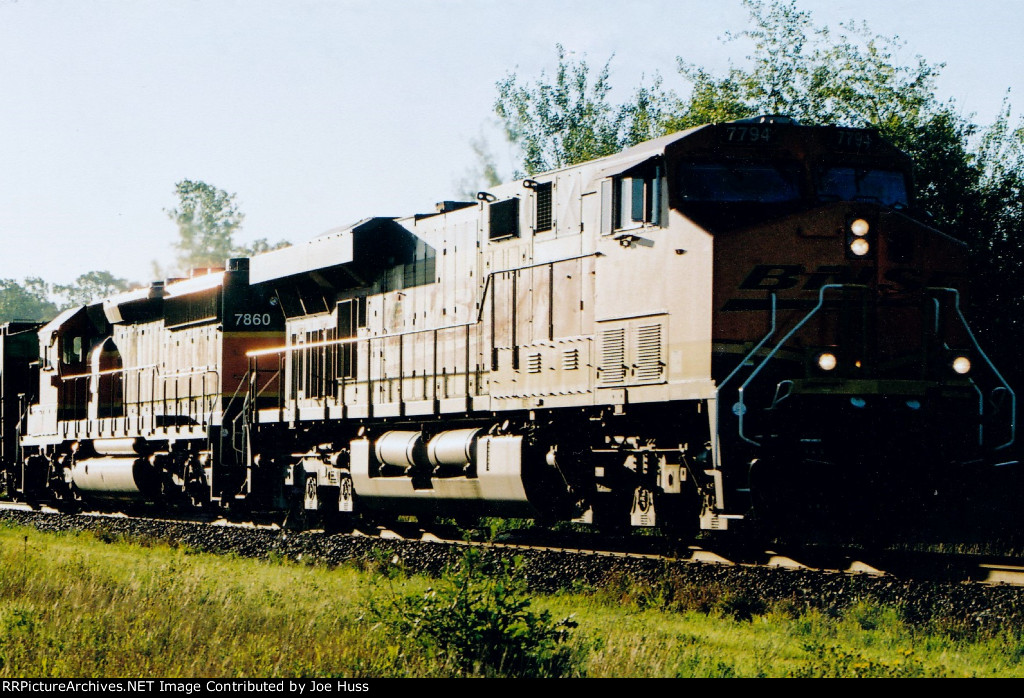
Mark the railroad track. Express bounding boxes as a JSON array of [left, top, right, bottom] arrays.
[[374, 520, 1024, 587], [3, 500, 1024, 588]]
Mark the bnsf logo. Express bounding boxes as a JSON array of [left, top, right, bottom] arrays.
[[739, 264, 957, 292], [725, 264, 961, 311]]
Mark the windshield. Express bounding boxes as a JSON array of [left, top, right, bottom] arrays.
[[676, 162, 801, 203], [816, 167, 908, 207]]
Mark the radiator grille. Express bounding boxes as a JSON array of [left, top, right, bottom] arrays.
[[535, 182, 552, 232]]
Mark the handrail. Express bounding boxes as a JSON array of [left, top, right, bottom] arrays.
[[477, 273, 493, 323], [728, 284, 1015, 454], [56, 363, 216, 381], [713, 293, 776, 470], [246, 321, 477, 358], [253, 368, 282, 399], [224, 368, 254, 462], [44, 364, 222, 435], [718, 293, 777, 392], [735, 284, 861, 446], [476, 252, 602, 323], [929, 287, 1016, 450], [259, 320, 481, 412], [58, 363, 158, 380]]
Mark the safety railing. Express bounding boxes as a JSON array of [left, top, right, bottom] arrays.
[[929, 287, 1016, 452], [248, 321, 483, 421], [33, 364, 221, 439], [247, 253, 600, 423], [721, 283, 1016, 454], [731, 284, 862, 446]]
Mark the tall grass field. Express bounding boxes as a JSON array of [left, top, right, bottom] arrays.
[[1, 522, 1023, 677]]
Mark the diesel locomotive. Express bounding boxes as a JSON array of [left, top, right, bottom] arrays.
[[0, 116, 1015, 538]]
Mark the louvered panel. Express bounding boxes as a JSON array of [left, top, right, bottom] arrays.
[[634, 323, 663, 383], [562, 347, 580, 371], [599, 328, 626, 386], [527, 352, 542, 374]]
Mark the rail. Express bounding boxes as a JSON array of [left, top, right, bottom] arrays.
[[734, 284, 861, 446], [32, 364, 221, 439], [248, 253, 600, 422], [727, 283, 1015, 454], [248, 321, 481, 421], [929, 287, 1016, 451]]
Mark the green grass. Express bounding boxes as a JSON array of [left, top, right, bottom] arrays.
[[1, 522, 1023, 677]]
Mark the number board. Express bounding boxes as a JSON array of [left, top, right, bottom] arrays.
[[833, 128, 876, 153], [233, 312, 275, 328], [719, 124, 774, 145]]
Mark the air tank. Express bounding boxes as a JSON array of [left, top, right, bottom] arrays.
[[70, 457, 159, 500]]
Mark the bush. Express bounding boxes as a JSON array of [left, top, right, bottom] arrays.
[[367, 549, 582, 677]]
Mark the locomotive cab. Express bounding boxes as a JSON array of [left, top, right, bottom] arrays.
[[671, 118, 1016, 533]]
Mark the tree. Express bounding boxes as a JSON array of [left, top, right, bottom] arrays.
[[494, 45, 667, 176], [166, 179, 244, 271], [494, 1, 1022, 244], [667, 0, 999, 244], [166, 180, 246, 272], [53, 271, 135, 309], [237, 237, 291, 257], [456, 130, 504, 199], [165, 180, 289, 275], [668, 0, 1024, 361], [0, 278, 59, 323], [492, 0, 1024, 379], [670, 2, 944, 129]]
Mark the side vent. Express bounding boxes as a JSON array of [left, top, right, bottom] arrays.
[[535, 182, 553, 232], [634, 323, 664, 383], [562, 347, 580, 371], [527, 352, 542, 374], [599, 328, 627, 386]]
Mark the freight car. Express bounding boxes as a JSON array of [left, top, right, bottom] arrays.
[[0, 116, 1015, 539]]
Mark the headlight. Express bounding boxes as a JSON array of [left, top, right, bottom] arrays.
[[849, 238, 870, 256], [817, 352, 837, 371], [845, 216, 875, 259], [952, 356, 971, 375]]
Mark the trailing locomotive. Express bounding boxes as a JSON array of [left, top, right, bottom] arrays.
[[0, 116, 1015, 539]]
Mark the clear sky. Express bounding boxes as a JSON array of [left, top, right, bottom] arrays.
[[1, 0, 1021, 285]]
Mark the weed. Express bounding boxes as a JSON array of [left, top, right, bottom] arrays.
[[264, 551, 289, 566], [767, 596, 805, 620], [670, 654, 739, 678], [843, 600, 902, 632], [0, 522, 1021, 677], [790, 643, 947, 678], [475, 517, 534, 541], [93, 527, 121, 545], [354, 548, 405, 579], [597, 568, 726, 614], [365, 548, 583, 677], [716, 592, 767, 622]]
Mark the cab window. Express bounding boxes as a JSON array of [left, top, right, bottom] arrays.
[[815, 167, 908, 207], [613, 164, 662, 231]]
